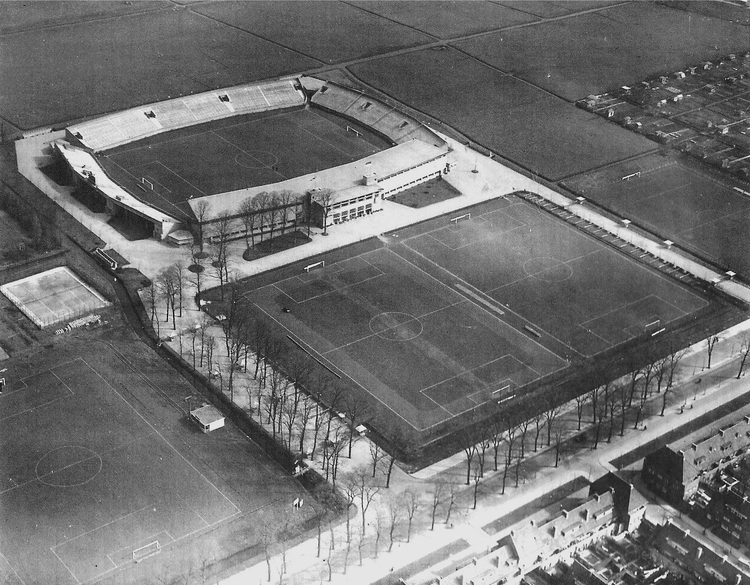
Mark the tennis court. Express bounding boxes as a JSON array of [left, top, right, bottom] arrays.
[[0, 266, 109, 329], [243, 195, 709, 431], [0, 357, 240, 585]]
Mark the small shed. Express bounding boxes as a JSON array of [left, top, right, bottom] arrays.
[[190, 405, 225, 433]]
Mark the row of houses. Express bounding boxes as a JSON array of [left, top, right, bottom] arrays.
[[410, 473, 647, 585]]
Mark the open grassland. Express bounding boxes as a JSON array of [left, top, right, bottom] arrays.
[[349, 48, 655, 180], [0, 9, 318, 130], [351, 1, 539, 38], [192, 1, 433, 64], [455, 2, 750, 101]]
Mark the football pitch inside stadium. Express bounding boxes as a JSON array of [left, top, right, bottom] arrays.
[[240, 195, 710, 432], [99, 108, 390, 217]]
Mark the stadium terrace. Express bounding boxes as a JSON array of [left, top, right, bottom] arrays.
[[52, 77, 450, 244]]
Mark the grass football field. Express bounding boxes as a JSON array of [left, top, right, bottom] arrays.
[[562, 156, 750, 279], [0, 336, 308, 585], [239, 195, 709, 432], [101, 108, 391, 219]]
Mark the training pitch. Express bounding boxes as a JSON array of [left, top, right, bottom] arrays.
[[0, 356, 240, 584], [240, 195, 709, 432], [562, 156, 750, 279], [0, 334, 311, 585], [0, 266, 109, 329]]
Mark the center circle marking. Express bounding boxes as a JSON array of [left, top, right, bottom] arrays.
[[36, 445, 103, 487], [523, 257, 573, 282], [369, 312, 423, 341], [234, 151, 279, 169]]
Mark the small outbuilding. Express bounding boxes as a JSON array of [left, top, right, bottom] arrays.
[[190, 404, 225, 433]]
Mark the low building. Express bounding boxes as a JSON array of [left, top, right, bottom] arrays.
[[642, 406, 750, 506], [428, 473, 645, 585], [652, 520, 750, 585], [190, 404, 225, 433]]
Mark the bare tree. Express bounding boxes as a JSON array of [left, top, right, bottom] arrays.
[[385, 495, 401, 552], [369, 440, 386, 479], [543, 401, 562, 447], [574, 392, 588, 431], [276, 189, 297, 237], [553, 429, 564, 467], [737, 335, 750, 379], [264, 193, 281, 250], [143, 280, 160, 337], [429, 480, 445, 530], [459, 427, 478, 485], [358, 466, 381, 536], [444, 482, 459, 526], [706, 334, 720, 369], [401, 489, 421, 543], [533, 413, 546, 452], [661, 348, 687, 416], [501, 419, 518, 495], [212, 211, 233, 297], [239, 196, 260, 251], [193, 200, 210, 255], [313, 188, 335, 235], [345, 395, 369, 458]]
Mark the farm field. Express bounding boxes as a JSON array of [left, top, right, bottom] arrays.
[[349, 48, 656, 180], [0, 330, 309, 585], [235, 195, 710, 435], [101, 108, 390, 219], [497, 1, 624, 18], [350, 1, 539, 38], [0, 8, 319, 130], [454, 2, 750, 102], [562, 156, 750, 279], [0, 1, 171, 34], [192, 1, 433, 64]]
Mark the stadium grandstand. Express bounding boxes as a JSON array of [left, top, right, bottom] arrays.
[[66, 79, 305, 151], [306, 78, 446, 148], [54, 76, 450, 243]]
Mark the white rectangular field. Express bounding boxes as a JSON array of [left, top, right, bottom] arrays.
[[1, 266, 108, 328]]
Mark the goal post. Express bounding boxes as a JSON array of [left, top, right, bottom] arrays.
[[621, 171, 641, 181], [304, 260, 325, 273], [346, 125, 362, 137], [141, 177, 154, 191], [133, 541, 161, 563], [450, 213, 471, 225]]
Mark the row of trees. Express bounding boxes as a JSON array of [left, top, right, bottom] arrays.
[[0, 182, 60, 255]]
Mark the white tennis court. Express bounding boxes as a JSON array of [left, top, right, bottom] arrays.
[[0, 266, 109, 328]]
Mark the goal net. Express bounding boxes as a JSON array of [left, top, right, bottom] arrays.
[[304, 260, 325, 273], [450, 213, 471, 226], [133, 541, 161, 563]]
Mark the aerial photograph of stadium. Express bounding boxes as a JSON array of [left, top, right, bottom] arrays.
[[1, 1, 750, 584]]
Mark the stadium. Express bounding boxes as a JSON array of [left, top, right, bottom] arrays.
[[53, 76, 451, 245]]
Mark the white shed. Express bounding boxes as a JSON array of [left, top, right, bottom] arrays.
[[190, 404, 225, 433]]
